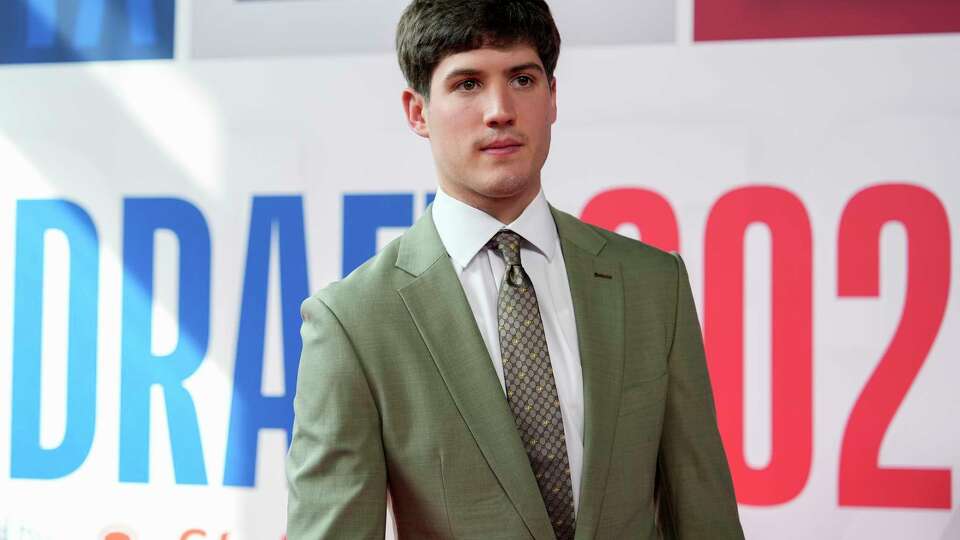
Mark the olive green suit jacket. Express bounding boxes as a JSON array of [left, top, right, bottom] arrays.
[[286, 205, 743, 539]]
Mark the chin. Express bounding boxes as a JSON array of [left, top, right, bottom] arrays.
[[478, 172, 537, 200]]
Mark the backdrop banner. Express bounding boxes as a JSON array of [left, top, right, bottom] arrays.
[[1, 1, 958, 539]]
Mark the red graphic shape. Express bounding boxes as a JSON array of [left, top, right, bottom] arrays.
[[704, 186, 813, 505], [695, 0, 960, 41], [580, 187, 679, 253], [837, 183, 952, 509]]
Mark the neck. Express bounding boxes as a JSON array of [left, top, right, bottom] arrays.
[[439, 181, 541, 225]]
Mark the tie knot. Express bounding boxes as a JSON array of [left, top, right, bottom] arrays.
[[487, 229, 523, 266]]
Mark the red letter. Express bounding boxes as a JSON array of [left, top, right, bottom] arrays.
[[580, 188, 679, 252], [705, 186, 813, 505], [838, 183, 952, 509]]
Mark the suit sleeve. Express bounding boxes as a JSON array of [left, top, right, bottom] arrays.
[[286, 295, 387, 539], [655, 254, 744, 539]]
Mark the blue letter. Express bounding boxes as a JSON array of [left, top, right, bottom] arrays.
[[25, 0, 56, 48], [11, 199, 99, 479], [342, 193, 413, 276], [128, 0, 158, 46], [74, 0, 157, 48], [223, 196, 310, 487], [119, 198, 209, 484], [72, 0, 105, 49]]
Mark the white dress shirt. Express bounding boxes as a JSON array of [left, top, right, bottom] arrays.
[[431, 187, 584, 513]]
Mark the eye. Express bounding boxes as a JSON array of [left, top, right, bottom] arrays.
[[456, 79, 480, 92], [512, 75, 534, 87]]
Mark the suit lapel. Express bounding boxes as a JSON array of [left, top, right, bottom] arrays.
[[396, 209, 556, 540], [551, 207, 624, 540]]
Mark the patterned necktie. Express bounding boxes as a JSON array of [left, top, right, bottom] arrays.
[[487, 229, 576, 540]]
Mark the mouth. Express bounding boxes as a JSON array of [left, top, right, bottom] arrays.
[[480, 139, 524, 156]]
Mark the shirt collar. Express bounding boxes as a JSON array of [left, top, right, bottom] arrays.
[[432, 186, 558, 271]]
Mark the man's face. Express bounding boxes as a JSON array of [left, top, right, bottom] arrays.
[[405, 44, 557, 209]]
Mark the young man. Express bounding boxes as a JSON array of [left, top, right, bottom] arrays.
[[286, 1, 744, 538]]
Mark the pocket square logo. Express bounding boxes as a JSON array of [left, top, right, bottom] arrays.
[[0, 0, 175, 65]]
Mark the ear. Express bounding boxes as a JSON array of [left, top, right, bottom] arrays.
[[548, 77, 558, 125], [402, 88, 430, 138]]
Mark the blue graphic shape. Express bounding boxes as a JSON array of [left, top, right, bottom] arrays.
[[25, 0, 55, 47], [342, 193, 414, 276], [224, 196, 310, 487], [119, 198, 210, 485], [11, 200, 99, 479], [1, 0, 175, 65]]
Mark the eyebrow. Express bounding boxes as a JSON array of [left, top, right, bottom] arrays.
[[442, 62, 546, 84]]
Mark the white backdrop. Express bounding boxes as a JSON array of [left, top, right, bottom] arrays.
[[1, 1, 959, 539]]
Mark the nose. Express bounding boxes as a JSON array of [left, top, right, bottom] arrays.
[[483, 85, 516, 128]]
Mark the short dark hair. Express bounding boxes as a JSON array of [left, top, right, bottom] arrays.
[[396, 0, 561, 98]]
